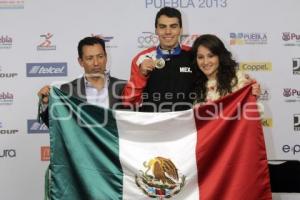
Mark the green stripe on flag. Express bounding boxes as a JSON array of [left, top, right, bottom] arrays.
[[49, 87, 123, 200]]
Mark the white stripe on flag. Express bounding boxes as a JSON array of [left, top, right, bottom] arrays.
[[115, 109, 200, 200]]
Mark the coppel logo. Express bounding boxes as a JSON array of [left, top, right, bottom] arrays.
[[239, 62, 272, 72], [27, 119, 48, 134], [26, 62, 67, 77]]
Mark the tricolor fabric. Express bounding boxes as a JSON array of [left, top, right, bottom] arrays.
[[48, 85, 271, 200]]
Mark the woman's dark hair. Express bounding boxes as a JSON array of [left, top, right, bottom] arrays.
[[191, 34, 238, 102]]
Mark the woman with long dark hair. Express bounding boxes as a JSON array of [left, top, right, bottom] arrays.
[[191, 34, 257, 104]]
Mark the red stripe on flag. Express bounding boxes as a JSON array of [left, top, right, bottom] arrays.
[[194, 85, 272, 200]]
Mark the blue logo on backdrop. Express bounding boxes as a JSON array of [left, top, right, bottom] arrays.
[[27, 119, 48, 134], [26, 63, 67, 77], [91, 34, 118, 48]]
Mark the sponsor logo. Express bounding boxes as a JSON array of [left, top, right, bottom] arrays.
[[91, 34, 118, 48], [137, 32, 199, 49], [259, 89, 270, 101], [26, 62, 67, 77], [27, 119, 48, 134], [0, 92, 14, 105], [0, 0, 24, 9], [262, 118, 272, 128], [283, 88, 300, 102], [239, 62, 272, 72], [137, 32, 159, 48], [145, 0, 228, 8], [293, 58, 300, 75], [230, 32, 268, 45], [0, 122, 19, 135], [0, 35, 12, 49], [180, 34, 199, 47], [41, 146, 50, 161], [282, 144, 300, 155], [294, 114, 300, 131], [179, 67, 192, 73], [282, 32, 300, 46], [37, 33, 56, 51], [0, 149, 16, 158], [0, 66, 18, 79]]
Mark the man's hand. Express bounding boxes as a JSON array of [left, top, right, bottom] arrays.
[[139, 58, 155, 76], [37, 85, 51, 104]]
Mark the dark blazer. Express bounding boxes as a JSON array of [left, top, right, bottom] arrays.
[[40, 76, 126, 126]]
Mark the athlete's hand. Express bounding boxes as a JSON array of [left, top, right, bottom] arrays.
[[139, 58, 155, 76]]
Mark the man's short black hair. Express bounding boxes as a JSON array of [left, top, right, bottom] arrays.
[[155, 7, 182, 28], [77, 36, 106, 59]]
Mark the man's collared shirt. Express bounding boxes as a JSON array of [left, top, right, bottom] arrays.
[[84, 75, 109, 108]]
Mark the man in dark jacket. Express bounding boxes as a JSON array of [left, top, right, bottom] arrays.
[[38, 36, 125, 126]]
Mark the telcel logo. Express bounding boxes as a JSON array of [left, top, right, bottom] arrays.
[[27, 119, 48, 134], [26, 63, 67, 77], [239, 62, 272, 72]]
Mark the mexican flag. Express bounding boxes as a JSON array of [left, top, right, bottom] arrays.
[[48, 85, 271, 200]]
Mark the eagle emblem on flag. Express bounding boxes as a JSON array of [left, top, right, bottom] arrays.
[[135, 157, 186, 199]]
